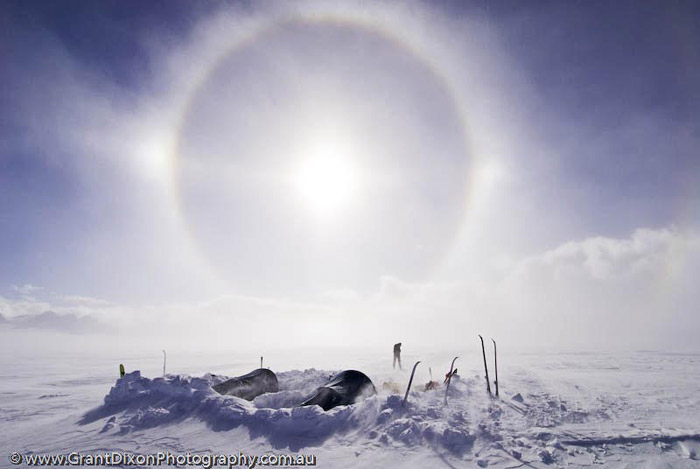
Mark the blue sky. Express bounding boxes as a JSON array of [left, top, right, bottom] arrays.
[[1, 1, 699, 351]]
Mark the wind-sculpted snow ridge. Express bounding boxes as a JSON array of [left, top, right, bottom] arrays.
[[78, 367, 700, 466], [80, 370, 362, 450], [79, 370, 478, 454]]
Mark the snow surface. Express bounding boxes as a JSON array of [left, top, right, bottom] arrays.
[[2, 349, 700, 468]]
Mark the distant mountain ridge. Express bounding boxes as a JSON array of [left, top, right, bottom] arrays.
[[0, 310, 104, 333]]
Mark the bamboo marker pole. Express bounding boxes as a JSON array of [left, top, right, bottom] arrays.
[[492, 339, 499, 397]]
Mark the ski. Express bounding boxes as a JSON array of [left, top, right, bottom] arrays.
[[479, 335, 492, 395], [162, 349, 167, 376], [444, 356, 459, 405], [492, 338, 499, 397], [402, 361, 421, 407]]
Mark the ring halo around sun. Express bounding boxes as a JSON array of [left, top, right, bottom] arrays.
[[173, 17, 473, 295]]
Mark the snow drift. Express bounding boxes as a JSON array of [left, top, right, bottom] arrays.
[[72, 355, 700, 467], [80, 370, 477, 453]]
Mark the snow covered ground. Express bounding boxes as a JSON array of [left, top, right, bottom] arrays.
[[2, 348, 700, 468]]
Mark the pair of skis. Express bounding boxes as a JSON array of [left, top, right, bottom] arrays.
[[479, 335, 499, 397], [402, 356, 460, 407], [400, 336, 500, 407]]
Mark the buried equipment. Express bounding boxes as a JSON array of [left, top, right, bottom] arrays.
[[212, 368, 279, 400], [298, 370, 376, 411]]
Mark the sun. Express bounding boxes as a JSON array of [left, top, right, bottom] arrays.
[[294, 147, 359, 215]]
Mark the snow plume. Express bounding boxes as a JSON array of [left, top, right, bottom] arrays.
[[312, 227, 700, 351], [510, 228, 698, 282], [500, 228, 700, 350]]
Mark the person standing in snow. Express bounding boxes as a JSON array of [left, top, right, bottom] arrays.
[[393, 343, 403, 370]]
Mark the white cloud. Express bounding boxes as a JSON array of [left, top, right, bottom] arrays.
[[60, 295, 113, 308], [513, 228, 698, 282], [3, 228, 699, 353], [10, 284, 44, 297], [499, 228, 700, 349]]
